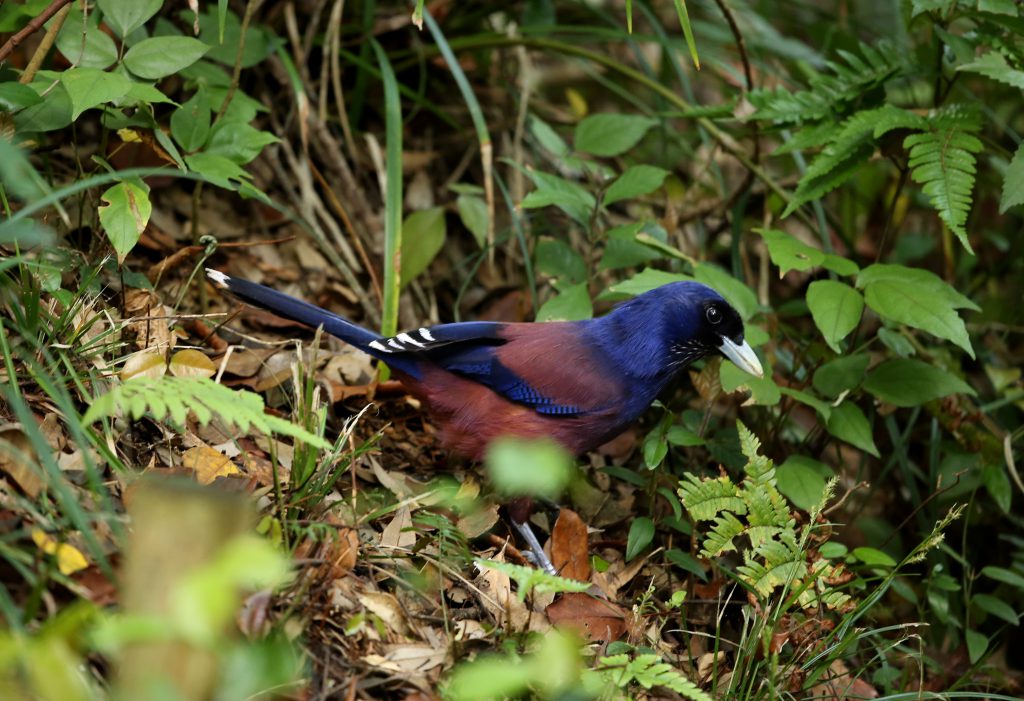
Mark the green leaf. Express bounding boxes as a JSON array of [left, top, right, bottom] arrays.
[[859, 265, 975, 356], [981, 566, 1024, 589], [99, 181, 152, 264], [813, 354, 869, 397], [957, 52, 1024, 90], [779, 387, 831, 420], [720, 361, 780, 406], [599, 222, 664, 271], [455, 194, 488, 247], [693, 265, 758, 321], [603, 165, 669, 205], [972, 593, 1020, 625], [13, 75, 73, 132], [667, 425, 704, 447], [535, 237, 586, 284], [97, 0, 162, 37], [826, 402, 879, 457], [757, 228, 824, 276], [643, 415, 671, 469], [776, 456, 831, 511], [965, 629, 989, 665], [999, 142, 1024, 213], [626, 518, 655, 561], [0, 82, 41, 112], [863, 359, 974, 407], [665, 549, 707, 581], [399, 207, 446, 286], [56, 9, 118, 69], [822, 253, 859, 276], [600, 268, 691, 300], [852, 547, 896, 568], [574, 114, 657, 157], [981, 463, 1011, 514], [529, 115, 569, 157], [124, 37, 211, 79], [60, 67, 132, 119], [185, 152, 252, 189], [171, 90, 212, 153], [877, 327, 916, 357], [520, 170, 595, 224], [197, 5, 276, 68], [486, 437, 573, 501], [536, 282, 592, 322], [806, 280, 863, 352], [204, 119, 279, 165]]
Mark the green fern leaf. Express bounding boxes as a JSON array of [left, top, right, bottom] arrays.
[[599, 654, 713, 701], [957, 52, 1024, 90], [737, 536, 808, 597], [678, 475, 745, 521], [84, 376, 331, 449], [701, 512, 745, 557], [904, 105, 983, 253]]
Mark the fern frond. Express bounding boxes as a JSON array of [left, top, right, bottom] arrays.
[[84, 376, 331, 449], [957, 51, 1024, 91], [599, 654, 713, 701], [904, 104, 983, 253], [737, 535, 808, 597], [678, 474, 745, 521], [701, 512, 745, 557], [749, 40, 901, 123]]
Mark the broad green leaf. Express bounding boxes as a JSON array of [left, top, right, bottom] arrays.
[[97, 0, 162, 37], [665, 549, 708, 581], [981, 566, 1024, 589], [399, 207, 446, 286], [574, 114, 658, 157], [877, 327, 916, 357], [972, 593, 1020, 625], [694, 264, 758, 321], [60, 67, 132, 119], [99, 181, 152, 264], [598, 222, 664, 271], [56, 10, 118, 68], [965, 629, 989, 665], [822, 253, 859, 276], [776, 456, 832, 511], [197, 5, 276, 68], [860, 264, 975, 356], [124, 37, 210, 79], [626, 517, 655, 561], [863, 359, 974, 407], [122, 82, 174, 107], [806, 280, 863, 352], [757, 228, 825, 276], [853, 547, 896, 568], [486, 437, 572, 501], [0, 82, 41, 112], [643, 415, 671, 469], [535, 237, 586, 284], [536, 282, 592, 322], [826, 402, 879, 457], [185, 152, 252, 189], [813, 354, 869, 397], [779, 387, 830, 420], [521, 170, 595, 224], [1000, 142, 1024, 213], [455, 194, 488, 247], [529, 115, 569, 157], [204, 119, 279, 164], [13, 75, 73, 132], [171, 90, 211, 153], [599, 268, 691, 300], [957, 52, 1024, 90], [603, 165, 669, 205], [981, 463, 1011, 514], [666, 425, 704, 446], [720, 361, 780, 406]]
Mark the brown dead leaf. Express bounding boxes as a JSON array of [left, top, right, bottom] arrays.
[[238, 589, 273, 638], [546, 592, 629, 641], [71, 565, 118, 606], [690, 356, 722, 402], [169, 348, 216, 378], [0, 425, 43, 497], [363, 643, 446, 675], [222, 347, 277, 378], [474, 554, 532, 630], [380, 506, 416, 551], [360, 591, 410, 636], [121, 349, 167, 381], [456, 504, 499, 539], [808, 659, 878, 700], [551, 509, 590, 582], [591, 548, 647, 599], [323, 527, 359, 579], [181, 446, 239, 485]]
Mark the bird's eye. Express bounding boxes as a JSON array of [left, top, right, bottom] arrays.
[[705, 305, 722, 325]]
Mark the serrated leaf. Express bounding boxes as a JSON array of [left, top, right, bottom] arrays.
[[124, 37, 210, 80], [806, 280, 863, 352], [399, 207, 446, 286], [603, 165, 669, 205], [826, 402, 879, 457], [574, 114, 657, 157], [957, 52, 1024, 90], [863, 359, 974, 407], [99, 181, 152, 264], [60, 67, 132, 119], [1000, 142, 1024, 213]]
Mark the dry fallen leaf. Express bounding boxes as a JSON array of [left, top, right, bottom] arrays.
[[181, 446, 239, 485], [32, 528, 89, 575], [546, 592, 629, 642], [551, 509, 591, 582], [380, 505, 416, 551], [359, 591, 410, 636], [121, 349, 167, 381], [0, 425, 43, 497], [168, 348, 217, 378]]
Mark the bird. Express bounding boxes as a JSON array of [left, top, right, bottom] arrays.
[[206, 268, 764, 571]]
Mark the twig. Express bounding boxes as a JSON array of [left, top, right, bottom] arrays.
[[215, 0, 265, 122], [0, 0, 72, 63]]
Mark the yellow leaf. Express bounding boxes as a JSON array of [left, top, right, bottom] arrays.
[[118, 128, 143, 143], [31, 528, 89, 575], [169, 349, 217, 378], [566, 88, 588, 120], [121, 350, 167, 381], [182, 446, 239, 485]]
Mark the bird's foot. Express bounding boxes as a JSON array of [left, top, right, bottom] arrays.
[[512, 518, 557, 576]]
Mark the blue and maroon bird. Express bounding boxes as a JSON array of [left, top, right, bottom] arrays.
[[206, 269, 763, 569]]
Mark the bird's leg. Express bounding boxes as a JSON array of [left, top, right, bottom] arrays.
[[507, 497, 557, 576]]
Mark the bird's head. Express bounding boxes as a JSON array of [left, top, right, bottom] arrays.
[[596, 281, 764, 379]]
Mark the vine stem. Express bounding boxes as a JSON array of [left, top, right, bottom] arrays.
[[0, 0, 73, 63]]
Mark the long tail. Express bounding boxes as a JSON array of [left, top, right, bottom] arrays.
[[206, 268, 384, 354]]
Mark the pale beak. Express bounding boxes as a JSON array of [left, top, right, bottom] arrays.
[[719, 337, 764, 378]]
